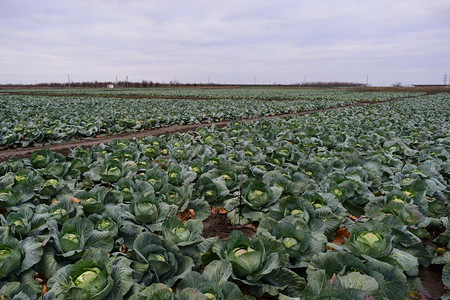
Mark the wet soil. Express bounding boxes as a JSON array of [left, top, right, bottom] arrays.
[[420, 264, 446, 299], [202, 214, 256, 241], [420, 235, 447, 299]]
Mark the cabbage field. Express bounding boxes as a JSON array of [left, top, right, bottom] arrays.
[[0, 94, 359, 149], [0, 89, 449, 299], [0, 88, 425, 149], [0, 87, 424, 100]]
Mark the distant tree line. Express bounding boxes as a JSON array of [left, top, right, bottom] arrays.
[[293, 82, 366, 87], [0, 81, 366, 89], [0, 81, 163, 89]]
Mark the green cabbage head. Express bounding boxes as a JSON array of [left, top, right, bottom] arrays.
[[242, 179, 279, 210], [230, 245, 263, 277], [30, 149, 52, 168], [347, 224, 393, 259], [133, 200, 158, 223], [60, 233, 81, 253], [69, 261, 110, 298]]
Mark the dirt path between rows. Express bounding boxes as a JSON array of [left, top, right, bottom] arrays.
[[0, 100, 387, 162]]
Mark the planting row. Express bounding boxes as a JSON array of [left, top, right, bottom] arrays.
[[0, 93, 449, 299], [1, 87, 424, 101], [0, 95, 356, 149]]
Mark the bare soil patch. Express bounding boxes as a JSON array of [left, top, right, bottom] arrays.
[[202, 214, 256, 241], [419, 264, 446, 299]]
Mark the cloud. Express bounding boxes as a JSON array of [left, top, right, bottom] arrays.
[[1, 0, 449, 85]]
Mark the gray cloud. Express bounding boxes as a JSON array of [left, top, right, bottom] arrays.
[[1, 0, 449, 85]]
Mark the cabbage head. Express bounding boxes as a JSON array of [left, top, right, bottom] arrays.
[[0, 240, 22, 279], [347, 224, 394, 259], [29, 149, 53, 169], [0, 237, 43, 280], [45, 249, 133, 300], [130, 194, 159, 224], [162, 216, 203, 246], [217, 231, 286, 281], [242, 179, 280, 211], [69, 260, 111, 298], [133, 232, 194, 287]]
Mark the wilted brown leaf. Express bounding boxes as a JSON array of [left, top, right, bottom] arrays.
[[177, 209, 195, 223], [245, 223, 258, 232], [326, 227, 350, 250], [330, 273, 337, 287], [41, 236, 51, 247], [41, 284, 48, 296], [349, 214, 367, 222], [71, 196, 81, 203], [121, 243, 130, 255], [349, 214, 358, 220], [211, 206, 228, 215], [34, 272, 48, 296]]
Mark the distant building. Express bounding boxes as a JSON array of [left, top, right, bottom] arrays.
[[107, 84, 114, 88]]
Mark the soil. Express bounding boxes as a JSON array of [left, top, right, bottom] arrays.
[[420, 236, 447, 299], [202, 214, 256, 241], [420, 264, 446, 299]]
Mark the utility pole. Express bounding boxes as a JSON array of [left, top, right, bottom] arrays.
[[366, 75, 369, 86], [67, 74, 70, 88], [444, 73, 448, 85]]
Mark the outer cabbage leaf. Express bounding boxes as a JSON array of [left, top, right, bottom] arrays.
[[162, 216, 204, 247], [45, 249, 133, 300], [177, 260, 243, 300], [128, 283, 176, 300], [133, 232, 194, 287], [346, 223, 394, 259], [0, 236, 43, 280]]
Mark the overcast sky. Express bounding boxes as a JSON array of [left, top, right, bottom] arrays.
[[1, 0, 449, 86]]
